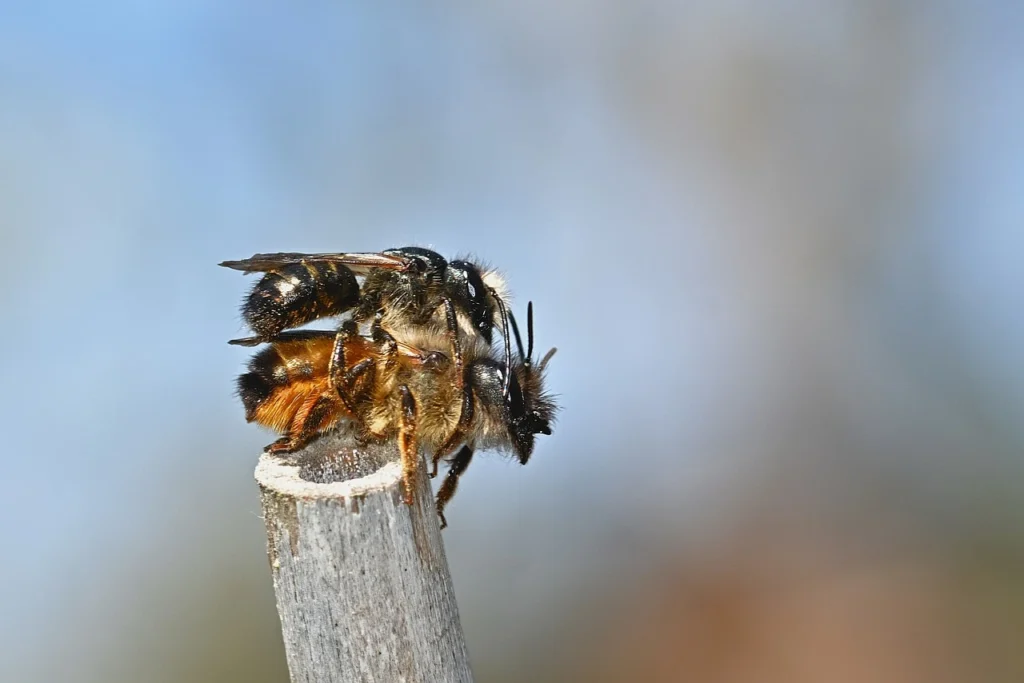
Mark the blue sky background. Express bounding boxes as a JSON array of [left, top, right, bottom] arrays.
[[2, 2, 1023, 681]]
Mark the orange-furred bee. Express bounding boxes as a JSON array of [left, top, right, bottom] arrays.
[[219, 247, 517, 399], [232, 304, 557, 527]]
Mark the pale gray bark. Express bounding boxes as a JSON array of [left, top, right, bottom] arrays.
[[255, 430, 473, 683]]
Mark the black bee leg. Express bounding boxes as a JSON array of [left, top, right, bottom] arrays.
[[434, 367, 475, 474], [492, 294, 513, 396], [371, 315, 399, 373], [421, 352, 454, 476], [328, 321, 361, 413], [442, 296, 465, 392], [267, 395, 337, 455], [295, 395, 337, 446], [425, 296, 470, 478], [435, 445, 475, 530], [342, 358, 375, 413], [397, 385, 420, 506]]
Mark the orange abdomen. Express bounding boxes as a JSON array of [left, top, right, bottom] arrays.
[[236, 334, 377, 436]]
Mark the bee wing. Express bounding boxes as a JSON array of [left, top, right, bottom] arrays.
[[228, 330, 339, 347], [231, 330, 435, 369], [219, 251, 413, 275]]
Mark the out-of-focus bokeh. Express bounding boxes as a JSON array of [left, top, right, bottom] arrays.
[[3, 2, 1023, 682]]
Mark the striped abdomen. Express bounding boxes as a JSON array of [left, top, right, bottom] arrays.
[[243, 262, 359, 338], [237, 336, 347, 436]]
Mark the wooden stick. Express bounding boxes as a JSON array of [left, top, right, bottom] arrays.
[[255, 429, 474, 683]]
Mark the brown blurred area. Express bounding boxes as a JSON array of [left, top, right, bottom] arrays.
[[449, 3, 1024, 681], [532, 485, 1022, 683]]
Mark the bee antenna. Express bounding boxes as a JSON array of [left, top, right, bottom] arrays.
[[527, 301, 535, 361], [539, 347, 557, 372], [493, 292, 512, 397], [508, 308, 527, 363]]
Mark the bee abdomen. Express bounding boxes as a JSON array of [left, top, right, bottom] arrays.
[[237, 370, 274, 421], [244, 262, 359, 337], [237, 345, 284, 420]]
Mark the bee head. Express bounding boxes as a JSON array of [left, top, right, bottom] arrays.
[[497, 302, 558, 463], [469, 357, 556, 465], [504, 362, 556, 464]]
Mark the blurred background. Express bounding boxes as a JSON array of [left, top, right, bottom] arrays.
[[2, 2, 1023, 681]]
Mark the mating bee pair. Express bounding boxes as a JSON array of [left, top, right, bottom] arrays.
[[221, 247, 557, 527]]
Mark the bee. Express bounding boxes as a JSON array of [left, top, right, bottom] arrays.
[[219, 247, 517, 403], [233, 304, 557, 527], [431, 302, 557, 526]]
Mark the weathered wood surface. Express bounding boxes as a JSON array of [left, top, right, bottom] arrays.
[[255, 429, 474, 683]]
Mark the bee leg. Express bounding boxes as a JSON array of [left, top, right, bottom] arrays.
[[433, 367, 475, 474], [435, 445, 475, 530], [371, 313, 399, 373], [495, 295, 513, 397], [429, 298, 470, 476], [264, 436, 296, 454], [328, 321, 361, 413], [267, 395, 337, 455], [397, 385, 420, 506], [442, 296, 465, 399], [422, 352, 454, 477], [342, 358, 375, 407]]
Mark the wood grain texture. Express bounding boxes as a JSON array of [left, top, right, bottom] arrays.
[[255, 429, 474, 683]]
